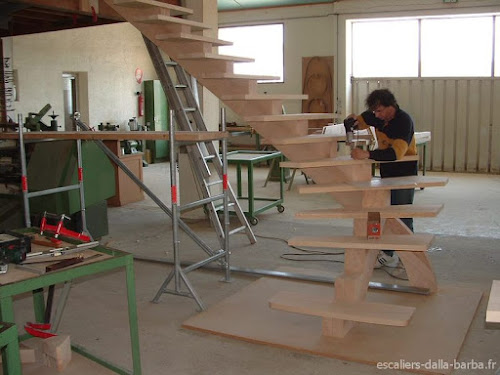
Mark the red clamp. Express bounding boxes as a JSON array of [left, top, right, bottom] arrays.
[[24, 322, 57, 339]]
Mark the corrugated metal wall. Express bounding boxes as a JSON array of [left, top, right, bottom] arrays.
[[352, 78, 500, 173]]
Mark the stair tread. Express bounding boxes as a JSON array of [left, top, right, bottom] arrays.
[[220, 94, 308, 100], [298, 176, 449, 194], [281, 155, 419, 168], [288, 233, 434, 252], [296, 204, 444, 219], [156, 32, 232, 46], [244, 113, 335, 122], [269, 291, 415, 326], [199, 73, 280, 80], [177, 52, 254, 63], [135, 14, 210, 30], [114, 0, 193, 15], [272, 134, 342, 145]]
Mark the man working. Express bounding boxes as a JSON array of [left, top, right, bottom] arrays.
[[348, 89, 418, 268]]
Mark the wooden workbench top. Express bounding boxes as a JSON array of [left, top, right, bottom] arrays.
[[0, 130, 228, 142]]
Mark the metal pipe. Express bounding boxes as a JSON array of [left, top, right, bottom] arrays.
[[18, 113, 31, 227], [74, 119, 216, 257], [134, 255, 430, 295], [26, 184, 80, 198]]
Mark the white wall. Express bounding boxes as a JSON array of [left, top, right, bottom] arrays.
[[5, 22, 157, 129], [219, 0, 500, 120]]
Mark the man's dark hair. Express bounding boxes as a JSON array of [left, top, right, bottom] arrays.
[[365, 89, 398, 110]]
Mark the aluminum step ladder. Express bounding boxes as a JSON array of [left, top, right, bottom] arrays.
[[143, 36, 256, 246]]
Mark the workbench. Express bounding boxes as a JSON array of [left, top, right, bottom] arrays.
[[0, 235, 141, 375], [226, 150, 284, 225]]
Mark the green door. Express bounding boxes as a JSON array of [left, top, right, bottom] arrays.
[[144, 80, 169, 162]]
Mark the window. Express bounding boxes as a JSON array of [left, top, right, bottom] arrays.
[[352, 20, 418, 77], [421, 17, 493, 77], [218, 24, 284, 83], [351, 14, 499, 78]]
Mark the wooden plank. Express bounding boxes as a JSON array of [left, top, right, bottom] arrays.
[[280, 155, 419, 168], [288, 234, 434, 252], [0, 131, 227, 141], [244, 113, 335, 122], [182, 276, 482, 375], [155, 32, 231, 46], [220, 94, 307, 101], [295, 204, 443, 219], [486, 280, 500, 324], [272, 134, 342, 146], [177, 52, 254, 63], [113, 0, 193, 15], [198, 72, 279, 80], [269, 291, 415, 326], [135, 14, 209, 30], [298, 176, 448, 194]]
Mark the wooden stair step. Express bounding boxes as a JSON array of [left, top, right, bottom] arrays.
[[486, 280, 500, 324], [199, 73, 279, 80], [269, 291, 415, 326], [288, 234, 434, 252], [244, 113, 335, 122], [296, 204, 444, 219], [298, 176, 449, 194], [281, 155, 419, 168], [135, 14, 210, 30], [156, 32, 232, 46], [177, 52, 254, 63], [220, 94, 308, 101], [272, 134, 341, 146], [113, 0, 193, 15]]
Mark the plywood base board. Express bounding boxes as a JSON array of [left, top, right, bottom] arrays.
[[183, 276, 481, 374]]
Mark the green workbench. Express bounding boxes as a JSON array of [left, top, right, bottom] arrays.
[[226, 150, 285, 225], [0, 235, 141, 375]]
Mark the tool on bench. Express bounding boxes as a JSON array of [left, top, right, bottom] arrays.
[[0, 231, 32, 271], [40, 211, 91, 242], [23, 241, 99, 263]]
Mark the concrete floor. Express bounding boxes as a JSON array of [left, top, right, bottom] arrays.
[[8, 163, 500, 375]]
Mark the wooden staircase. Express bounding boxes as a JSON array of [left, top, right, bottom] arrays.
[[106, 0, 449, 338]]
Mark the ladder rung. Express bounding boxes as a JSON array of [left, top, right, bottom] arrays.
[[179, 194, 225, 211], [229, 226, 247, 236], [165, 61, 177, 66], [184, 108, 196, 113], [175, 84, 187, 89], [206, 180, 223, 187], [215, 202, 235, 211], [203, 154, 216, 161]]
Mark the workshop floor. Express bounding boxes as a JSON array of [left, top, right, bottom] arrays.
[[8, 163, 500, 375]]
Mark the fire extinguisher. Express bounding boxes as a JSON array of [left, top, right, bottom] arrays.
[[137, 92, 144, 117]]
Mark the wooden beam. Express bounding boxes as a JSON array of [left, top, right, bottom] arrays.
[[0, 131, 227, 141]]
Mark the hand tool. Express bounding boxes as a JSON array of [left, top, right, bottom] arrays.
[[343, 117, 358, 150], [40, 212, 91, 242], [22, 241, 99, 263]]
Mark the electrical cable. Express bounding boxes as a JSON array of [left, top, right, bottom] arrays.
[[254, 232, 409, 281]]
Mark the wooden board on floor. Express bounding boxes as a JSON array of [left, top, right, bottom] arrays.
[[182, 274, 481, 374], [486, 280, 500, 324]]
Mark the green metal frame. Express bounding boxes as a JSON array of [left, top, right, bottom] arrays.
[[226, 150, 284, 224], [0, 237, 141, 375], [0, 323, 22, 375]]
